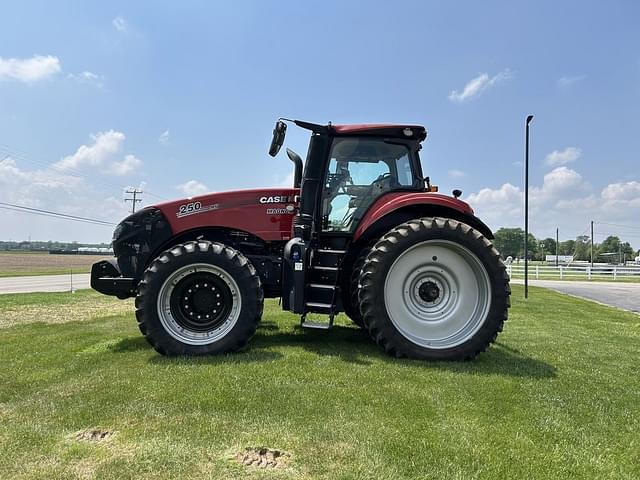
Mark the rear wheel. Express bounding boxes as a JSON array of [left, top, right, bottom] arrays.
[[342, 245, 372, 328], [358, 217, 509, 360], [136, 241, 263, 355]]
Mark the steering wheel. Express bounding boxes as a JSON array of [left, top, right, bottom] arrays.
[[371, 172, 394, 189]]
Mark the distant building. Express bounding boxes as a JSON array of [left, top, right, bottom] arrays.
[[545, 255, 573, 264]]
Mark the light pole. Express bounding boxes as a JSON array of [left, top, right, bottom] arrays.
[[524, 114, 534, 299]]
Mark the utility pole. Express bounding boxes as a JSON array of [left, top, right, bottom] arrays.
[[556, 227, 559, 267], [524, 114, 534, 299], [590, 220, 594, 267], [125, 188, 143, 213], [619, 243, 622, 265]]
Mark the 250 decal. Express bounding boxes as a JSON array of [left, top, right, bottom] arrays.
[[176, 202, 219, 218]]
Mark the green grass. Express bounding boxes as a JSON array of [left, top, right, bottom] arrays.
[[0, 287, 638, 479]]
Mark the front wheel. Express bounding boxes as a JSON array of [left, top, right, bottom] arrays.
[[135, 241, 263, 355], [358, 218, 510, 360]]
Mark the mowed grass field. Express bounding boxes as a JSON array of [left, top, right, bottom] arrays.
[[0, 285, 638, 479], [0, 252, 109, 277]]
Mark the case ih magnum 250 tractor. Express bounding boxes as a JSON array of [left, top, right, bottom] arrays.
[[92, 119, 510, 360]]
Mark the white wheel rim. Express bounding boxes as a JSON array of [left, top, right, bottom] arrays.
[[157, 263, 242, 345], [383, 240, 491, 349]]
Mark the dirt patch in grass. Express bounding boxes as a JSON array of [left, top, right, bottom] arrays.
[[74, 428, 115, 443], [0, 291, 133, 329], [235, 447, 289, 469]]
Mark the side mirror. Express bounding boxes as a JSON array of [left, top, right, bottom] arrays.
[[269, 120, 287, 157]]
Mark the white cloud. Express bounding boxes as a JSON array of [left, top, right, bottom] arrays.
[[53, 130, 142, 176], [465, 166, 640, 246], [557, 75, 584, 88], [159, 129, 170, 145], [112, 16, 127, 32], [68, 71, 104, 88], [545, 147, 582, 166], [0, 157, 128, 242], [537, 166, 587, 197], [177, 180, 209, 196], [448, 169, 466, 178], [448, 69, 512, 103], [55, 130, 124, 170], [108, 154, 142, 176], [0, 55, 61, 83], [601, 181, 640, 201]]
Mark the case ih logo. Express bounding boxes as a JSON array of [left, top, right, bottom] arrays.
[[259, 195, 295, 204]]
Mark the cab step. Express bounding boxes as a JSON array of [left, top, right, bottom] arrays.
[[308, 283, 335, 289], [301, 320, 332, 330], [301, 313, 335, 330]]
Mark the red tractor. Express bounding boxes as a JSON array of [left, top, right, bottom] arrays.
[[92, 119, 509, 360]]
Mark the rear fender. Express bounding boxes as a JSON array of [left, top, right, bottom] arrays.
[[353, 193, 494, 243]]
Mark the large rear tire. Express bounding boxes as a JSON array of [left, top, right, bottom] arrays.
[[135, 241, 263, 355], [358, 218, 510, 361], [342, 246, 372, 328]]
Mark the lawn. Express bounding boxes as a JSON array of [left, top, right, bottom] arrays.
[[0, 252, 109, 277], [0, 286, 638, 479]]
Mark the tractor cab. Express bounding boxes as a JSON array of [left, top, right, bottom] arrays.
[[269, 119, 431, 327]]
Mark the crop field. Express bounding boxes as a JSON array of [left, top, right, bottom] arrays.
[[0, 285, 638, 479], [0, 252, 109, 277]]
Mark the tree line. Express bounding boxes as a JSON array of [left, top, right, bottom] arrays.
[[0, 240, 111, 251], [492, 228, 637, 262]]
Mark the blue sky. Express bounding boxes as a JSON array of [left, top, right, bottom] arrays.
[[1, 0, 639, 246]]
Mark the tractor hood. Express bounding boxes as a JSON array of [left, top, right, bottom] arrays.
[[154, 187, 300, 242]]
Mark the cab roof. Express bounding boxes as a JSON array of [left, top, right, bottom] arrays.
[[292, 119, 427, 141]]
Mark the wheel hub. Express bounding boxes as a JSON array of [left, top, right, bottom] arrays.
[[173, 273, 231, 332], [418, 280, 440, 303]]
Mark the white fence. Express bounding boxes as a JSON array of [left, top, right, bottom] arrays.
[[507, 264, 640, 281]]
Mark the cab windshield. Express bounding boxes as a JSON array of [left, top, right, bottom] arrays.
[[322, 137, 418, 232]]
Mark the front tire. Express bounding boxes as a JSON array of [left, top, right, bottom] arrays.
[[135, 241, 263, 355], [358, 218, 510, 361]]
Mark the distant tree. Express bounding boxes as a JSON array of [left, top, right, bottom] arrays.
[[540, 237, 556, 260], [527, 233, 540, 260], [574, 235, 591, 261], [621, 242, 635, 262], [493, 228, 525, 259], [597, 236, 636, 263], [559, 239, 575, 256], [493, 228, 540, 259]]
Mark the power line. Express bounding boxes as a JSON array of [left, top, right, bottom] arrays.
[[594, 231, 640, 239], [593, 221, 640, 231], [0, 201, 115, 226], [0, 206, 115, 227]]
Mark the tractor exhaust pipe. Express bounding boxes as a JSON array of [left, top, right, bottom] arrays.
[[286, 148, 303, 188]]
